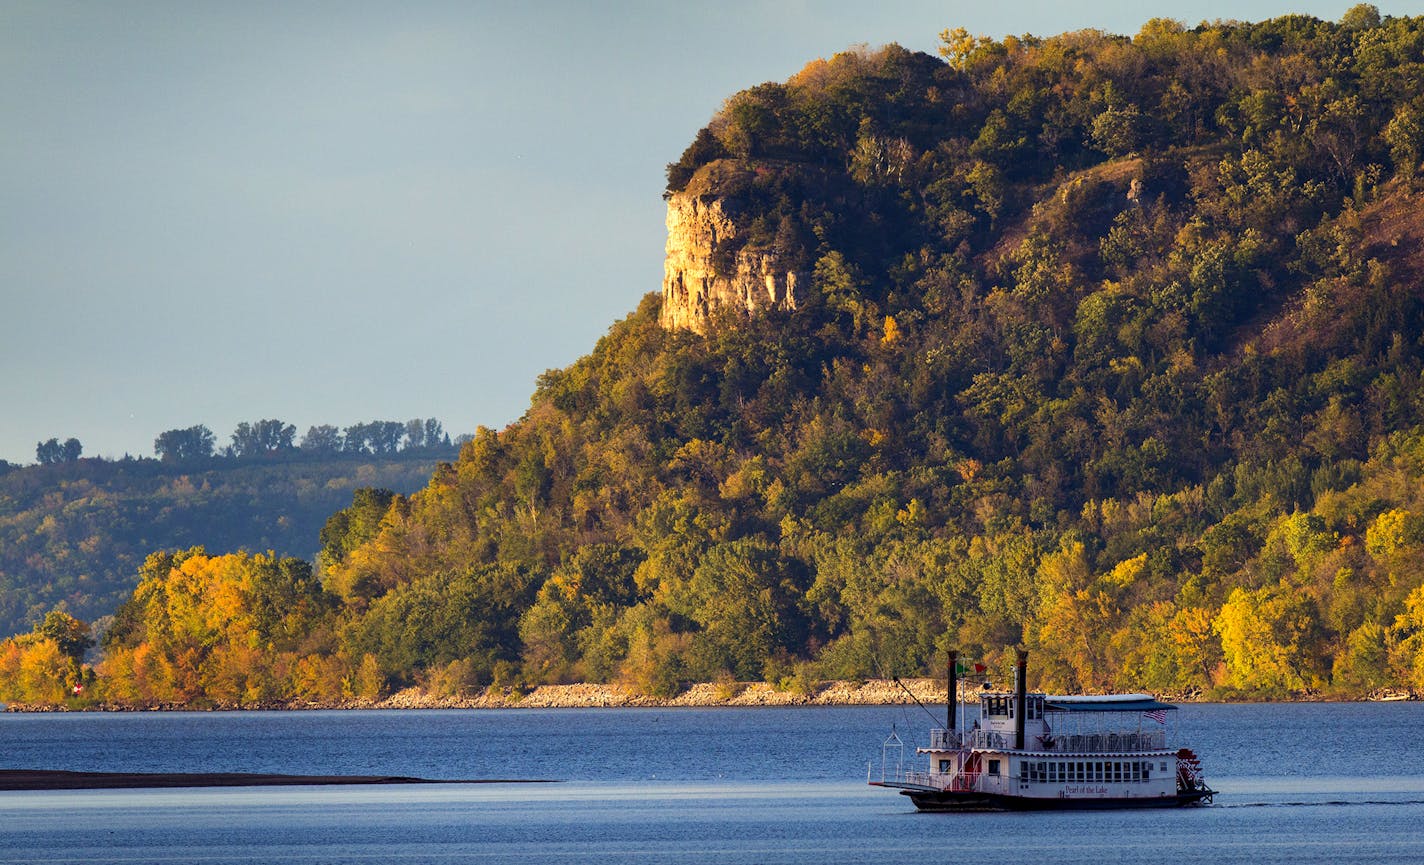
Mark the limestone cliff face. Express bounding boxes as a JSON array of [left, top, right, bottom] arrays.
[[660, 191, 803, 334]]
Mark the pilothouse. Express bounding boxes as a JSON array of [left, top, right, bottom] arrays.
[[870, 650, 1214, 811]]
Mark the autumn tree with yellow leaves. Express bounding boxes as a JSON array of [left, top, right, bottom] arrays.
[[97, 548, 371, 706]]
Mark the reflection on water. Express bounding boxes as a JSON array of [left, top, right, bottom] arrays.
[[0, 704, 1422, 864]]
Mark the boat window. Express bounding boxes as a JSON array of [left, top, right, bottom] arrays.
[[1113, 762, 1122, 783], [1094, 762, 1104, 782], [939, 759, 950, 773], [1058, 762, 1066, 783], [1142, 762, 1151, 780], [1076, 762, 1085, 782], [988, 759, 1001, 776], [1131, 762, 1140, 782]]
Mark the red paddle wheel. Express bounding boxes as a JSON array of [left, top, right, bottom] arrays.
[[1176, 748, 1208, 796]]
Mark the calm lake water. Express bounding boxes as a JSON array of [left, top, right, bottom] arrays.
[[0, 703, 1421, 863]]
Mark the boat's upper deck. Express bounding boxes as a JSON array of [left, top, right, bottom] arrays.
[[928, 691, 1179, 755]]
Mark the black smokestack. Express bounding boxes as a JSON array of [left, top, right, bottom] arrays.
[[1014, 649, 1028, 750], [948, 649, 958, 732]]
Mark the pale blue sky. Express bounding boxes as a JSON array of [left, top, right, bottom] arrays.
[[0, 1, 1403, 463]]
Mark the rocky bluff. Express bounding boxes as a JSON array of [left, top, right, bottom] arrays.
[[659, 160, 812, 334]]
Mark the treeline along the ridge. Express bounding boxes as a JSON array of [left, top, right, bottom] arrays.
[[0, 418, 460, 642]]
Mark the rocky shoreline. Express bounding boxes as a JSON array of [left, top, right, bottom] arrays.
[[6, 679, 1415, 712], [5, 678, 951, 712], [378, 678, 951, 710]]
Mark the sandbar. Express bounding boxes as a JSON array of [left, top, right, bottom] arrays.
[[0, 769, 553, 791]]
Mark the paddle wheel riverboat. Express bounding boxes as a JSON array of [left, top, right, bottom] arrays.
[[870, 650, 1214, 811]]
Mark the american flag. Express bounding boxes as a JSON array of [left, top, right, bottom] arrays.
[[1143, 709, 1168, 724]]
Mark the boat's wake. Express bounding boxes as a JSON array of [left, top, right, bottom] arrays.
[[1217, 798, 1424, 809]]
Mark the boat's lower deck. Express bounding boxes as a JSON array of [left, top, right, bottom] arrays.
[[901, 787, 1214, 812]]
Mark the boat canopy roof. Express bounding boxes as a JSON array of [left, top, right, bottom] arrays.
[[1043, 694, 1176, 713]]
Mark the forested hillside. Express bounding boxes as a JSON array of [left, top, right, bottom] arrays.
[[0, 421, 457, 639], [10, 8, 1424, 706]]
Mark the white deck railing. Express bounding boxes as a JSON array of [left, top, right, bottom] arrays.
[[926, 728, 1168, 753], [928, 729, 964, 750]]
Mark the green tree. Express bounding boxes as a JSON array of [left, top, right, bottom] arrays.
[[686, 539, 802, 681], [38, 609, 93, 663], [1340, 3, 1381, 29], [1090, 105, 1148, 156], [35, 437, 82, 465], [301, 424, 343, 453], [154, 425, 216, 462], [230, 420, 296, 457]]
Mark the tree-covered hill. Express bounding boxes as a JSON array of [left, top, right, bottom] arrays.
[[0, 441, 455, 640], [302, 8, 1424, 699], [14, 8, 1424, 707]]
